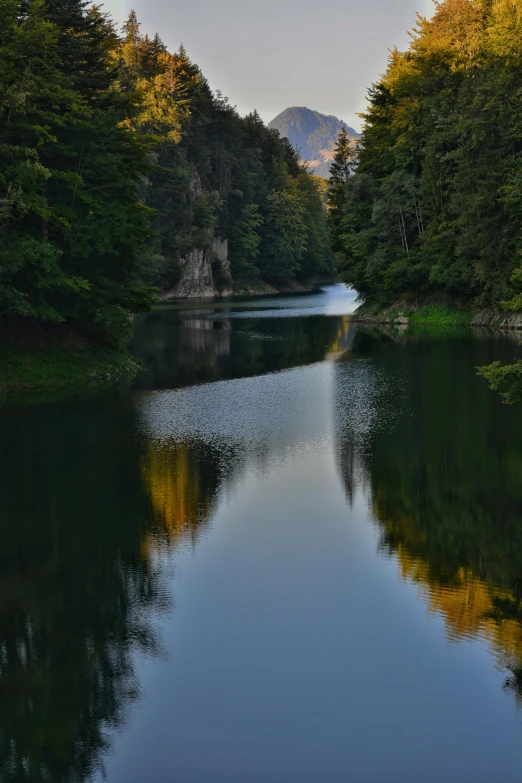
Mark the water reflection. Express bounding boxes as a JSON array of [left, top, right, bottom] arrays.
[[133, 294, 357, 390], [334, 331, 522, 706], [0, 398, 170, 781], [0, 364, 336, 781], [4, 302, 522, 780], [141, 437, 235, 550], [0, 398, 248, 781]]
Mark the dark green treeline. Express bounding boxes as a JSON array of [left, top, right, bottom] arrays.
[[328, 0, 522, 311], [0, 1, 330, 344]]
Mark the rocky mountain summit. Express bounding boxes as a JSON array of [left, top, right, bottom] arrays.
[[268, 107, 359, 178]]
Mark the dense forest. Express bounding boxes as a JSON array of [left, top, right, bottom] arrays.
[[0, 0, 330, 346], [328, 0, 522, 312]]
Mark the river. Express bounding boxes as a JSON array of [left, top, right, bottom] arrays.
[[1, 284, 522, 782]]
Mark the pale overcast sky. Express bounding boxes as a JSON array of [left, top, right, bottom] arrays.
[[102, 0, 435, 131]]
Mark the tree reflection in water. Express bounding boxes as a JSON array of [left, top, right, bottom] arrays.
[[0, 396, 228, 782], [4, 318, 522, 780], [0, 308, 356, 781], [334, 329, 522, 707], [133, 307, 355, 390]]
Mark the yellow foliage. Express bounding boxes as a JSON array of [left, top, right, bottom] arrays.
[[376, 503, 522, 685], [141, 439, 213, 551]]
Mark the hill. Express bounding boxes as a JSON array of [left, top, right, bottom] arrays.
[[268, 107, 359, 178]]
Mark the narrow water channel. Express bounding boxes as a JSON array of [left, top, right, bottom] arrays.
[[1, 285, 522, 782]]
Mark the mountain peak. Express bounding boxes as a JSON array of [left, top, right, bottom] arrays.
[[268, 107, 359, 179]]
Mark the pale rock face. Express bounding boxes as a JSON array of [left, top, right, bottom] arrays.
[[161, 170, 234, 300], [190, 170, 204, 198], [165, 248, 215, 299], [471, 311, 522, 330], [161, 238, 232, 300], [497, 313, 522, 330]]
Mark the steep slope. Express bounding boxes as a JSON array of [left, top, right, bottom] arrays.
[[268, 107, 359, 178]]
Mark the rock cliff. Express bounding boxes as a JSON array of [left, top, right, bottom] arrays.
[[161, 237, 232, 301]]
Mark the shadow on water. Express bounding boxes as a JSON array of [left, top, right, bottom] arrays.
[[333, 330, 522, 705]]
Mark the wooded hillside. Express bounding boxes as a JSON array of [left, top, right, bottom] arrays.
[[0, 2, 330, 345], [328, 0, 522, 311]]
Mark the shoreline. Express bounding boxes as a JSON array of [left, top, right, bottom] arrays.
[[159, 277, 336, 302], [0, 283, 338, 404], [5, 295, 519, 405], [0, 337, 141, 405], [351, 303, 522, 331]]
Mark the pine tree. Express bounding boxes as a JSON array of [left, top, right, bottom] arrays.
[[260, 172, 308, 279], [329, 127, 352, 187], [0, 0, 154, 339], [0, 4, 331, 340], [327, 127, 352, 257], [0, 0, 90, 322]]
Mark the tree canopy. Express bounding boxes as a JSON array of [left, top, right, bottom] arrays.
[[329, 0, 522, 311], [0, 2, 331, 345]]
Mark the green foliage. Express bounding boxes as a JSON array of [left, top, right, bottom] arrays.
[[477, 359, 522, 405], [327, 127, 353, 257], [261, 178, 308, 279], [298, 174, 331, 278], [331, 0, 522, 310], [0, 330, 140, 399], [407, 304, 472, 327], [0, 0, 154, 343], [0, 3, 330, 352], [230, 203, 263, 276], [110, 22, 331, 288]]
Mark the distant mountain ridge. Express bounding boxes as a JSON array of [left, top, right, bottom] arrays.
[[268, 107, 360, 179]]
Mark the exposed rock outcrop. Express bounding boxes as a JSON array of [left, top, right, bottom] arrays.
[[161, 170, 225, 300], [471, 311, 522, 330], [353, 308, 410, 326], [160, 238, 234, 301], [163, 248, 215, 300]]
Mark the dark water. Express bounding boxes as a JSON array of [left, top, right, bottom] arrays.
[[2, 285, 522, 782]]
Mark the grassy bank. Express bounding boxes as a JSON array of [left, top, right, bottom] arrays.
[[354, 303, 479, 329], [0, 335, 141, 403], [408, 305, 473, 327]]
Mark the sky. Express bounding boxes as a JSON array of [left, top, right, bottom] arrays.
[[103, 0, 435, 132]]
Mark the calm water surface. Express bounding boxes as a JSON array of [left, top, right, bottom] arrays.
[[2, 285, 522, 782]]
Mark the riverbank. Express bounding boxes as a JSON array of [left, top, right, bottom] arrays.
[[353, 303, 522, 330], [2, 283, 343, 402], [0, 335, 140, 403], [160, 276, 336, 301], [232, 277, 330, 296]]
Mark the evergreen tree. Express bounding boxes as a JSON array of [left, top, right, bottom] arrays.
[[230, 204, 263, 277], [327, 127, 352, 258], [0, 0, 154, 341], [298, 173, 331, 279], [331, 0, 522, 309], [0, 4, 331, 347], [261, 178, 308, 279]]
